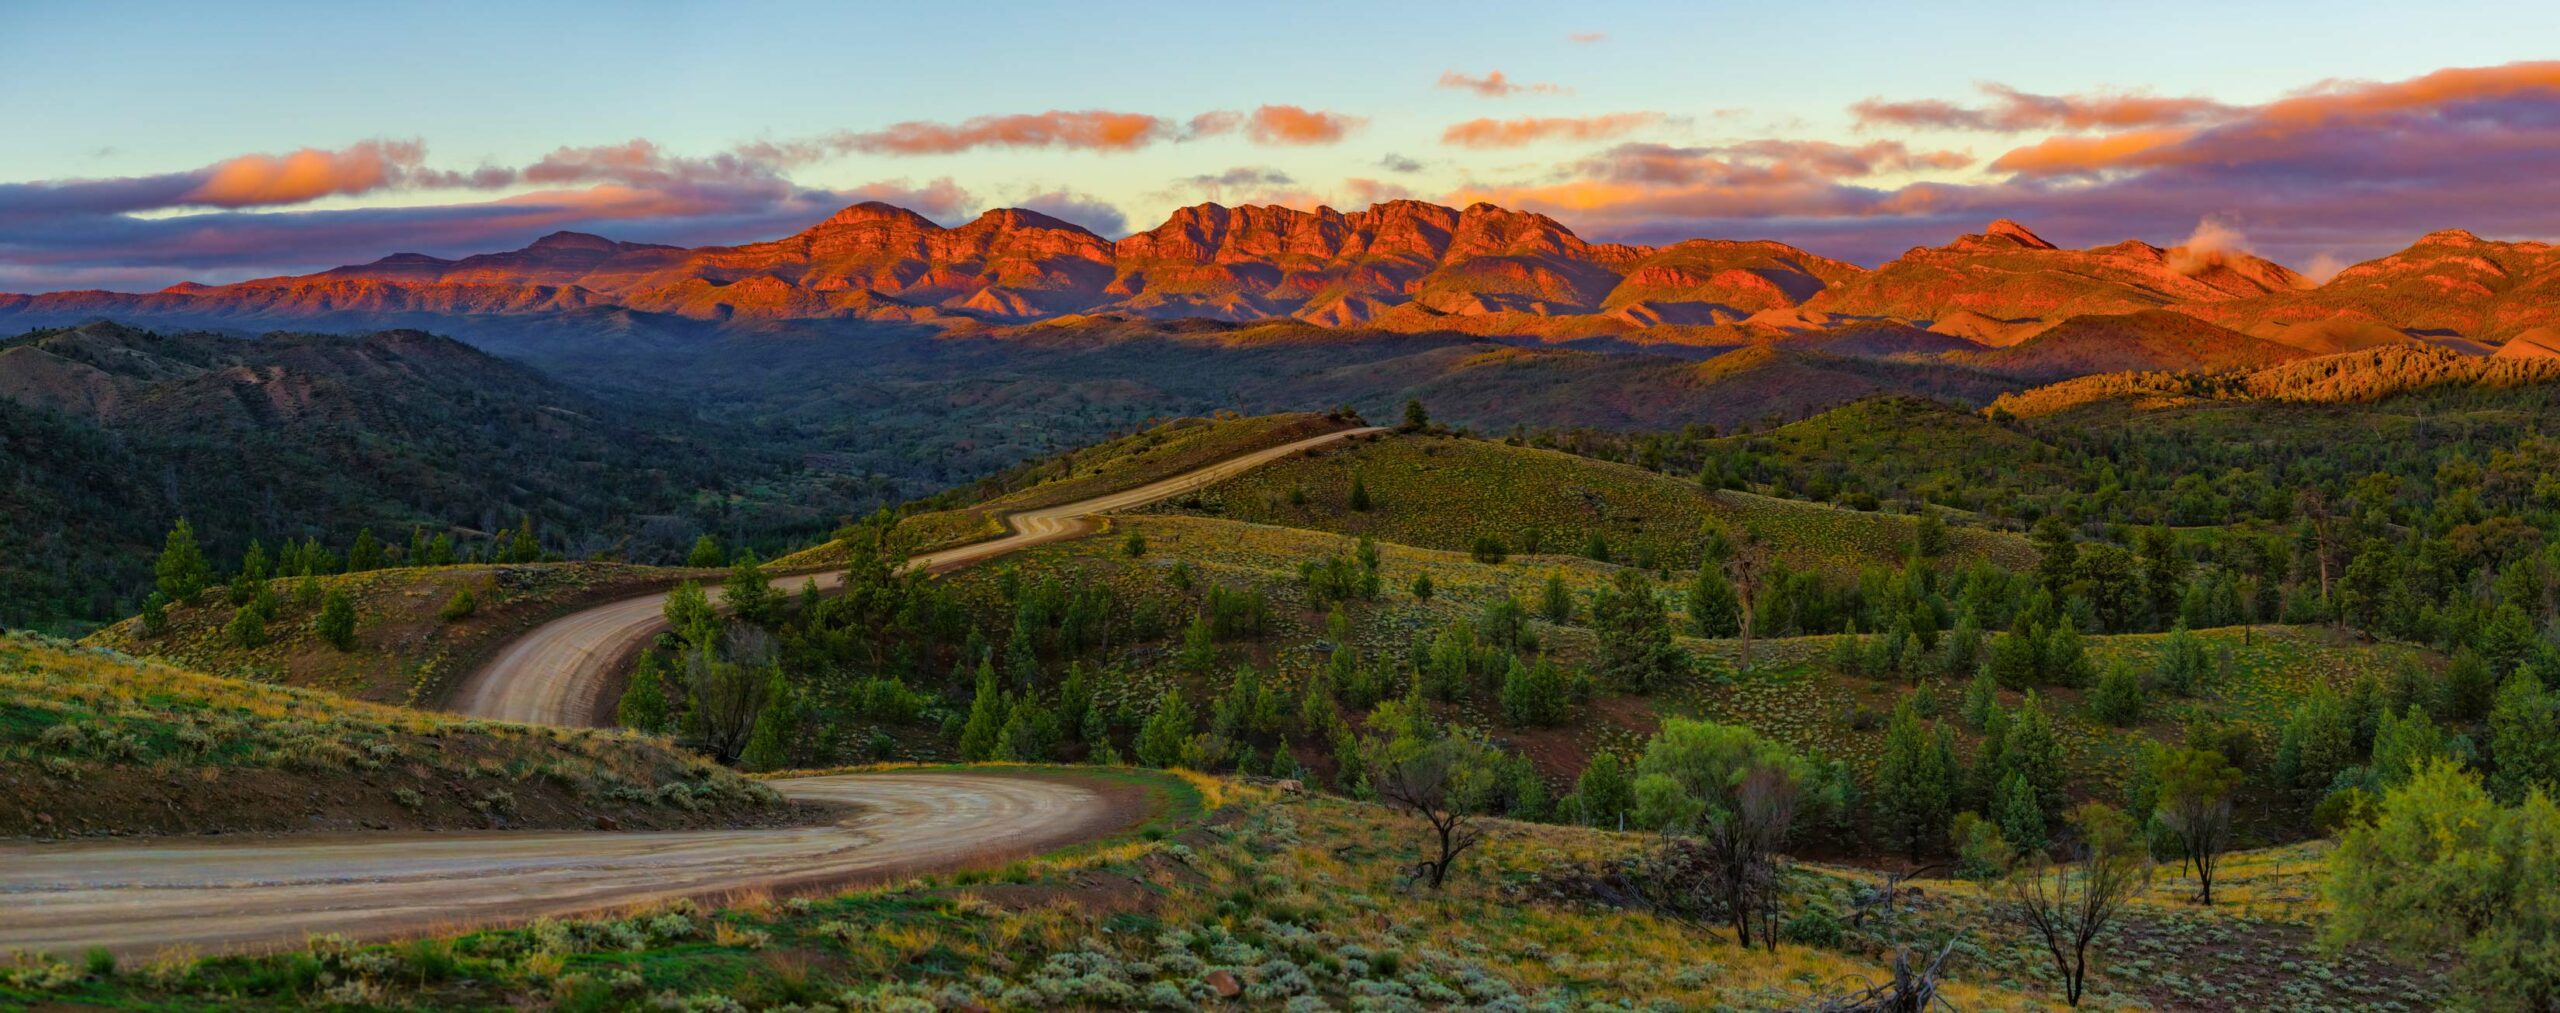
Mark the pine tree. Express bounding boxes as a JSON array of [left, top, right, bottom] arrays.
[[739, 680, 794, 772], [348, 529, 384, 572], [2488, 673, 2560, 803], [958, 661, 1005, 762], [1996, 770, 2047, 851], [723, 552, 782, 628], [1401, 399, 1429, 431], [139, 592, 169, 636], [241, 540, 272, 581], [1543, 571, 1575, 625], [1575, 752, 1633, 828], [315, 588, 358, 651], [1686, 565, 1739, 636], [686, 534, 724, 567], [1136, 691, 1195, 768], [617, 653, 671, 733], [1349, 475, 1372, 512], [2090, 660, 2146, 726], [1122, 530, 1147, 557], [155, 519, 212, 604], [228, 604, 267, 648], [1411, 572, 1435, 601], [1876, 700, 1953, 859]]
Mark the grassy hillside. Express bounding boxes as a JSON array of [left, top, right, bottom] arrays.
[[2, 774, 2430, 1011], [80, 562, 707, 706], [777, 411, 1364, 567], [1149, 430, 2033, 574], [1698, 396, 2077, 517], [0, 633, 785, 838]]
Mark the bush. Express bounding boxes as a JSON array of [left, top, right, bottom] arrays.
[[2089, 661, 2146, 726], [1781, 903, 1845, 947], [439, 588, 478, 622], [1471, 535, 1508, 565]]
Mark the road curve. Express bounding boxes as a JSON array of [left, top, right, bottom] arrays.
[[0, 772, 1135, 959], [450, 425, 1384, 726]]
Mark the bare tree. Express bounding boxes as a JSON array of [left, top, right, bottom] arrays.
[[2007, 803, 2150, 1007], [2296, 487, 2335, 612], [1723, 532, 1770, 672], [1372, 736, 1495, 889], [1709, 763, 1802, 948], [1809, 938, 1965, 1013]]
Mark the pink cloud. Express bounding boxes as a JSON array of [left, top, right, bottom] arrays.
[[1436, 70, 1570, 98], [1441, 113, 1668, 148]]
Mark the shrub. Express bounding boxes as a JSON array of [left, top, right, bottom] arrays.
[[439, 589, 478, 622], [1470, 535, 1508, 565]]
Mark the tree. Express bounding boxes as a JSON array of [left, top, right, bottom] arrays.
[[155, 519, 212, 604], [958, 661, 1005, 762], [1911, 510, 1950, 558], [348, 529, 384, 572], [2007, 803, 2149, 1007], [1136, 691, 1195, 768], [1122, 530, 1147, 557], [1582, 530, 1613, 563], [1500, 656, 1568, 726], [1349, 475, 1372, 511], [1410, 571, 1434, 601], [1370, 733, 1499, 889], [683, 646, 773, 761], [686, 534, 725, 567], [2089, 660, 2146, 726], [663, 580, 718, 648], [2153, 748, 2243, 905], [315, 589, 357, 651], [1542, 571, 1575, 625], [1875, 700, 1954, 861], [1723, 533, 1770, 671], [2275, 686, 2357, 803], [2032, 515, 2079, 596], [138, 592, 169, 637], [1687, 564, 1739, 637], [723, 552, 782, 628], [1591, 568, 1682, 692], [2326, 761, 2560, 1008], [1996, 771, 2047, 852], [1632, 718, 1828, 948], [2488, 673, 2560, 803], [227, 604, 267, 648], [738, 678, 795, 772], [1471, 535, 1508, 564], [616, 652, 671, 733], [1576, 752, 1634, 828], [1401, 398, 1430, 431]]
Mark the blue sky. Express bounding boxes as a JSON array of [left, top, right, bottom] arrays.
[[4, 1, 2558, 287]]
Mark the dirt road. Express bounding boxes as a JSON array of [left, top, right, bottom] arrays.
[[0, 771, 1139, 959], [449, 425, 1383, 726]]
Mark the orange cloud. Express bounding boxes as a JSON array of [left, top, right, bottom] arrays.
[[181, 141, 425, 207], [1566, 31, 1607, 44], [1441, 113, 1666, 148], [1244, 105, 1363, 145], [844, 110, 1176, 154], [1436, 70, 1570, 98], [2259, 60, 2560, 128], [1987, 127, 2196, 176]]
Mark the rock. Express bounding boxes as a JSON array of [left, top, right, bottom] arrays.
[[1204, 970, 1242, 998], [1273, 779, 1305, 795], [593, 815, 620, 831]]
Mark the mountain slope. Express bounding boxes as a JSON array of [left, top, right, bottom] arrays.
[[0, 322, 853, 629], [1967, 309, 2311, 380], [1802, 219, 2305, 322]]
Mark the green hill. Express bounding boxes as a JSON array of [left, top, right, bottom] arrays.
[[0, 633, 783, 838], [1148, 429, 2033, 574]]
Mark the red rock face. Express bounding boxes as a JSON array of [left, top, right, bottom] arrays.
[[6, 206, 2556, 352]]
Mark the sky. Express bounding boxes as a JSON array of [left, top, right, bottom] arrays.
[[4, 0, 2560, 289]]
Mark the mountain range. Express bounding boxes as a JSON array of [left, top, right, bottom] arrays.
[[8, 200, 2557, 358]]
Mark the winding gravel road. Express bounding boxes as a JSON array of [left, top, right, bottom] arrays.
[[450, 425, 1383, 726], [5, 427, 1376, 959], [0, 772, 1135, 958]]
